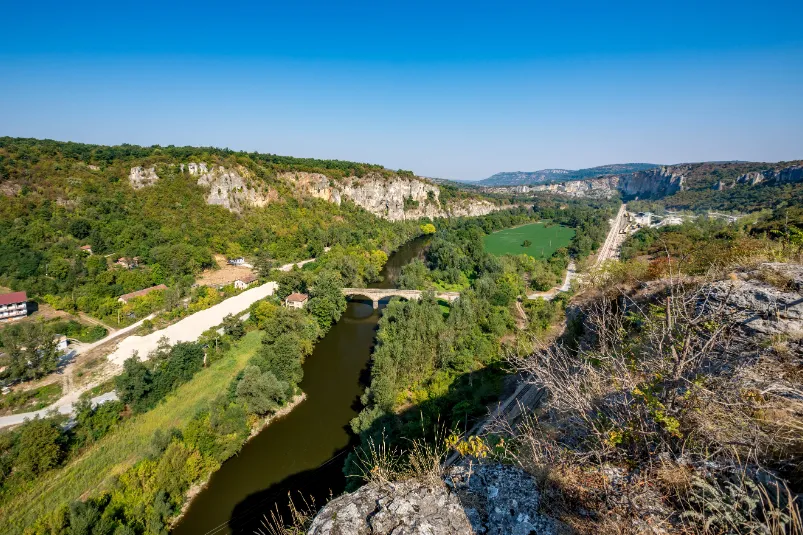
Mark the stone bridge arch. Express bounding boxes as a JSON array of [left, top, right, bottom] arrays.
[[341, 288, 460, 309]]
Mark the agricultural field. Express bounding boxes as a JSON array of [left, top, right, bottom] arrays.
[[483, 222, 574, 259]]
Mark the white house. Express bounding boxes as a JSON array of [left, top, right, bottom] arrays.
[[0, 291, 27, 322], [284, 293, 308, 309], [234, 274, 258, 290], [227, 257, 245, 266]]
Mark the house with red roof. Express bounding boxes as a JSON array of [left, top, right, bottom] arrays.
[[0, 291, 28, 321], [117, 284, 167, 304]]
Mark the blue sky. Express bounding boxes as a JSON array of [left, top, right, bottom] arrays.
[[1, 1, 802, 180]]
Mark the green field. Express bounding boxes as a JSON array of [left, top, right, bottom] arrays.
[[483, 222, 574, 259]]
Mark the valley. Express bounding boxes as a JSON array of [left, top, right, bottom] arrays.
[[0, 138, 801, 535]]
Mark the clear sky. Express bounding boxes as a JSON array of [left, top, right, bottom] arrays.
[[1, 1, 802, 180]]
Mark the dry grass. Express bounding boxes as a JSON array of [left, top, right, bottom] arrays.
[[196, 254, 255, 287], [501, 266, 803, 533]]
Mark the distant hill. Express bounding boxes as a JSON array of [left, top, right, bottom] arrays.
[[476, 163, 661, 186]]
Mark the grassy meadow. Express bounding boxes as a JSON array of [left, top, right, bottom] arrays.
[[483, 222, 574, 259], [1, 331, 263, 534]]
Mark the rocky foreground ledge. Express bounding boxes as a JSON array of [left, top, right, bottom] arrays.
[[307, 464, 555, 535]]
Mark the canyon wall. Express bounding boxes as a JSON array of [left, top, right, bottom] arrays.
[[280, 171, 503, 221], [128, 164, 503, 220]]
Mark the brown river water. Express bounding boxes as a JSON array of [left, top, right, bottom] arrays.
[[172, 237, 429, 535]]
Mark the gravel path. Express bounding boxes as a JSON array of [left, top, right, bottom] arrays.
[[108, 281, 278, 365], [0, 256, 318, 428]]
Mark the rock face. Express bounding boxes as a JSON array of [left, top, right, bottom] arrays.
[[482, 167, 684, 200], [281, 171, 502, 221], [128, 163, 501, 219], [128, 166, 159, 189], [735, 165, 803, 187], [617, 166, 685, 198], [307, 464, 554, 535], [701, 262, 803, 336], [194, 163, 276, 213]]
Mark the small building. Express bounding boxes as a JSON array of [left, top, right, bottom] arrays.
[[227, 257, 245, 266], [633, 212, 652, 227], [118, 284, 168, 304], [54, 334, 68, 352], [284, 292, 308, 309], [0, 291, 27, 322], [234, 274, 258, 290], [80, 244, 93, 255]]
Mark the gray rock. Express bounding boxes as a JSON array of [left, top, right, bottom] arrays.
[[128, 166, 159, 189], [307, 479, 473, 534], [701, 262, 803, 336], [307, 464, 554, 535], [196, 164, 275, 212], [280, 171, 504, 221]]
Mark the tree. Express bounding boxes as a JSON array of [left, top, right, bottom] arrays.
[[397, 259, 430, 290], [115, 356, 151, 410], [522, 239, 532, 247], [420, 223, 436, 235], [1, 321, 60, 382], [14, 417, 64, 476], [256, 335, 305, 393], [307, 271, 346, 330], [222, 314, 245, 340], [235, 366, 286, 415]]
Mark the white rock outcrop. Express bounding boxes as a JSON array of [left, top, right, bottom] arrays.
[[280, 171, 502, 221], [195, 164, 276, 212], [128, 166, 159, 189]]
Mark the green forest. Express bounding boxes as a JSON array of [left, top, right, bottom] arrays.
[[0, 137, 423, 326], [1, 265, 349, 534], [345, 202, 614, 484]]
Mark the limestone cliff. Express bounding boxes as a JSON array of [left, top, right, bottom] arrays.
[[734, 165, 803, 187], [128, 163, 277, 212], [128, 164, 502, 219], [128, 166, 159, 189], [481, 166, 684, 200], [280, 171, 502, 221], [191, 163, 277, 213]]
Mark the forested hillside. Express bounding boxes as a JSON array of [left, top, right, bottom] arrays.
[[0, 137, 423, 323]]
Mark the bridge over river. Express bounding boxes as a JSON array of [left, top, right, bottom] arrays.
[[342, 288, 461, 309]]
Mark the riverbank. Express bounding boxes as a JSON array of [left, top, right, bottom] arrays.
[[173, 237, 433, 535], [173, 392, 308, 526], [0, 331, 264, 534]]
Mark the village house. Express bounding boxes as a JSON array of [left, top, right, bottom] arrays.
[[79, 244, 93, 255], [117, 284, 168, 304], [234, 274, 258, 290], [0, 291, 27, 322], [54, 334, 68, 352], [284, 292, 308, 309], [227, 257, 245, 266]]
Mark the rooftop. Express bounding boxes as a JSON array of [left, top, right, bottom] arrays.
[[118, 284, 167, 302], [0, 291, 27, 306], [286, 292, 308, 302]]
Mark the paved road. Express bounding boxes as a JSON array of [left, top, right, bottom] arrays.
[[594, 203, 628, 268]]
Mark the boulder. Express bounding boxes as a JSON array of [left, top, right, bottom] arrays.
[[307, 464, 555, 535]]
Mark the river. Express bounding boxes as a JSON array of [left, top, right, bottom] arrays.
[[173, 237, 430, 535]]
